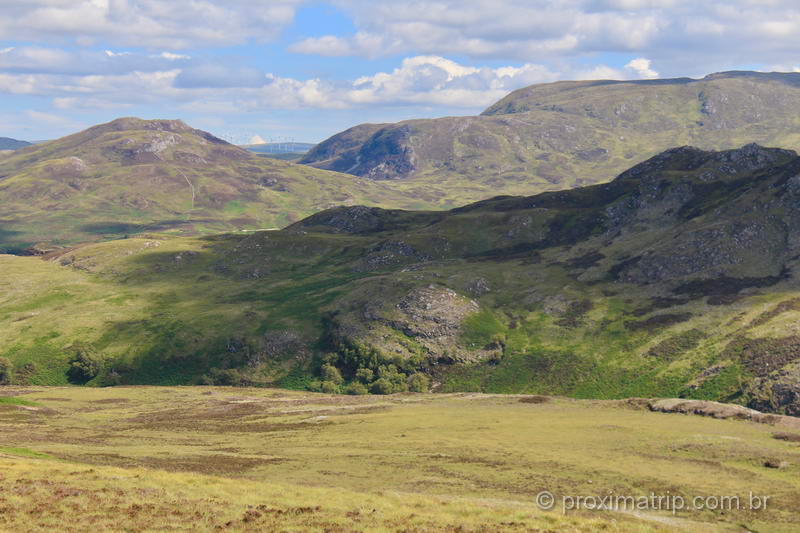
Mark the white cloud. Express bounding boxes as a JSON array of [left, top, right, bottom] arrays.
[[625, 57, 659, 78], [287, 0, 800, 74], [0, 54, 645, 116], [0, 0, 305, 49]]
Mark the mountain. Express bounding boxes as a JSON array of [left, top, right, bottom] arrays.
[[301, 71, 800, 207], [0, 137, 32, 150], [243, 142, 315, 155], [2, 143, 800, 416], [0, 118, 412, 251]]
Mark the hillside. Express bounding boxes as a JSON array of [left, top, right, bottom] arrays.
[[2, 144, 800, 417], [301, 71, 800, 207], [0, 118, 411, 251], [0, 137, 31, 150]]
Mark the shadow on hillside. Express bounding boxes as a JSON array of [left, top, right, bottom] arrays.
[[79, 219, 199, 235]]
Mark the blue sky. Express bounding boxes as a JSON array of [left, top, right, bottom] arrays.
[[1, 0, 800, 143]]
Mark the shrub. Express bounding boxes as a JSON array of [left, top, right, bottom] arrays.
[[321, 363, 344, 384], [407, 373, 431, 393], [66, 344, 103, 384], [370, 378, 395, 395], [0, 357, 13, 385], [201, 368, 244, 386], [345, 382, 368, 395], [320, 380, 340, 394], [307, 380, 323, 392], [377, 365, 408, 392], [355, 368, 374, 384]]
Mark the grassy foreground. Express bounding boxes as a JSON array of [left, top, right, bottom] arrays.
[[1, 387, 799, 532]]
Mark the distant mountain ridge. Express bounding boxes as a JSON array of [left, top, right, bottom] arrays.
[[300, 70, 800, 207], [0, 137, 31, 150]]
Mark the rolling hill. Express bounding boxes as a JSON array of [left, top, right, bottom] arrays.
[[301, 71, 800, 207], [2, 143, 800, 417], [0, 118, 413, 252]]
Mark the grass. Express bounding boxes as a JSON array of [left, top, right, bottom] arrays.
[[0, 396, 41, 406], [0, 386, 798, 531]]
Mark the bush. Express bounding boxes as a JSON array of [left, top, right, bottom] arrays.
[[321, 363, 344, 384], [66, 344, 103, 384], [355, 368, 374, 384], [344, 382, 368, 395], [200, 368, 244, 386], [407, 373, 431, 393], [320, 380, 340, 394], [307, 379, 323, 392], [370, 378, 395, 395], [377, 365, 408, 392], [0, 357, 13, 385]]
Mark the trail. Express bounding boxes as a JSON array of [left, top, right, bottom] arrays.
[[176, 168, 196, 214]]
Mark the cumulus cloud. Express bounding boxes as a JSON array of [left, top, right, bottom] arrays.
[[0, 54, 647, 115], [625, 57, 659, 78]]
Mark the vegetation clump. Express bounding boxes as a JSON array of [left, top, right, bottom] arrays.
[[66, 344, 103, 384], [0, 357, 13, 385]]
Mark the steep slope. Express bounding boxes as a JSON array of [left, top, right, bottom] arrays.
[[0, 118, 410, 251], [0, 137, 31, 150], [301, 71, 800, 207], [3, 144, 800, 416]]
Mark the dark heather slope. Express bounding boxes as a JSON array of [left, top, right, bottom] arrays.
[[300, 71, 800, 208], [5, 144, 800, 416]]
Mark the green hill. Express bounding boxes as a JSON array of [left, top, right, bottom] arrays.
[[0, 118, 412, 252], [2, 143, 800, 416], [301, 71, 800, 207]]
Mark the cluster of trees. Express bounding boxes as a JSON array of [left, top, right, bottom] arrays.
[[308, 341, 431, 395]]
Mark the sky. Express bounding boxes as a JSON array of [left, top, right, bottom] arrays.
[[1, 0, 799, 143]]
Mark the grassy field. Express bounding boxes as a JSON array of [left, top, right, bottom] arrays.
[[0, 386, 798, 532]]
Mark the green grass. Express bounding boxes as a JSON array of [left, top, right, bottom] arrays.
[[0, 386, 798, 532], [0, 396, 41, 407]]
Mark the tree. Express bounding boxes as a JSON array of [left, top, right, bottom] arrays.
[[320, 380, 340, 394], [344, 382, 368, 395], [321, 363, 344, 385], [408, 373, 431, 393], [370, 378, 395, 395], [66, 344, 103, 384], [355, 368, 374, 384]]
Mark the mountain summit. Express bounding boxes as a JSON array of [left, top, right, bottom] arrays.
[[300, 71, 800, 207], [0, 118, 411, 250]]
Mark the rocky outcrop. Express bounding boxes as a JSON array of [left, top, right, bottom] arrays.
[[647, 398, 800, 429], [747, 361, 800, 416], [333, 285, 500, 364]]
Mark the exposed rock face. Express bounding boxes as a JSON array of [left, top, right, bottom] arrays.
[[747, 361, 800, 416], [290, 206, 392, 234], [332, 285, 499, 364], [354, 240, 431, 272]]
